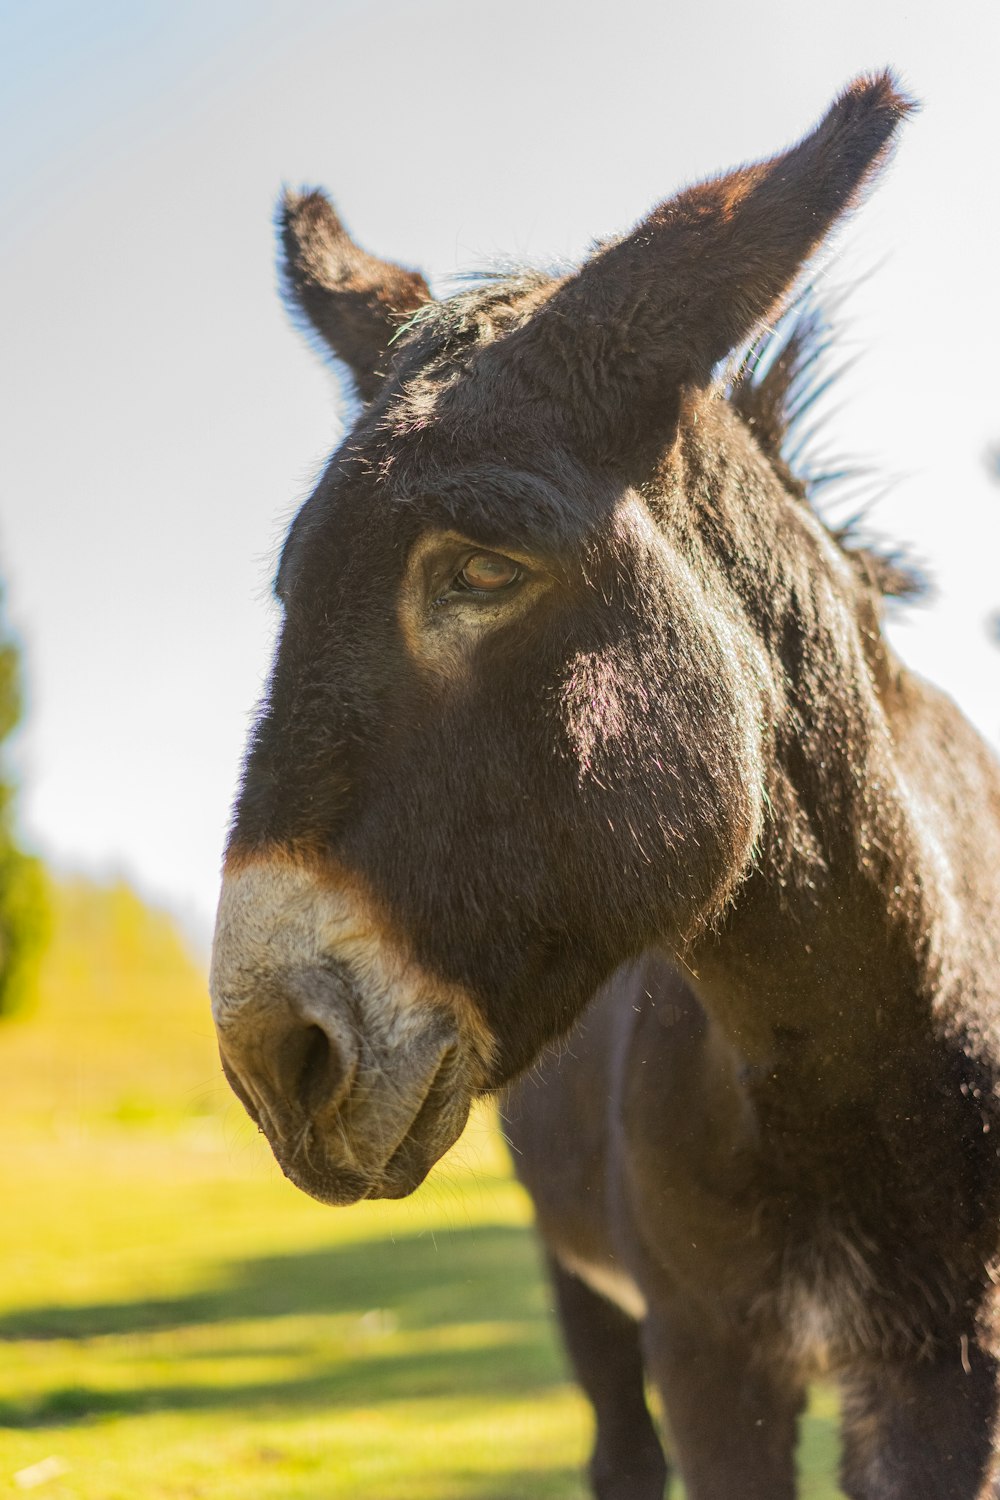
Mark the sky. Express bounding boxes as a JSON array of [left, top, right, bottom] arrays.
[[1, 0, 998, 938]]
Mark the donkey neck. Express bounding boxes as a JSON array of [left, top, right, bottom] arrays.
[[690, 666, 939, 1113], [674, 410, 946, 1101]]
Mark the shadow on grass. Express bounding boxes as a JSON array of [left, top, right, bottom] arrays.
[[0, 1222, 567, 1429], [1, 1223, 544, 1341], [0, 1220, 844, 1495]]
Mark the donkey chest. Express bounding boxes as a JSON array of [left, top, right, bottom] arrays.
[[613, 1048, 1000, 1365]]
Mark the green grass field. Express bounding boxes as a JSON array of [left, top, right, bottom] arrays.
[[0, 880, 844, 1497]]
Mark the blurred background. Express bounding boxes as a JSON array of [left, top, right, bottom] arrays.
[[1, 1, 997, 1495]]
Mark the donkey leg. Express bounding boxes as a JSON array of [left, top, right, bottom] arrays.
[[642, 1303, 805, 1500], [547, 1254, 668, 1500], [839, 1346, 1000, 1500]]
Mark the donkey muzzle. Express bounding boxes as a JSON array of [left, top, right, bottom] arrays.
[[210, 854, 487, 1204]]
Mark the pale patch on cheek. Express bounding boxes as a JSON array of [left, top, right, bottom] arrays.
[[396, 528, 548, 681], [210, 850, 496, 1079], [562, 648, 652, 788]]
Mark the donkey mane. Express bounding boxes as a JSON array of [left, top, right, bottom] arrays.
[[730, 301, 924, 601]]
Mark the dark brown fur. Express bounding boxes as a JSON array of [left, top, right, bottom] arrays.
[[214, 74, 1000, 1497]]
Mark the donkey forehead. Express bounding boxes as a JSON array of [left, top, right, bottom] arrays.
[[276, 446, 629, 599]]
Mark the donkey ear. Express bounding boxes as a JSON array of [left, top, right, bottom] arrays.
[[511, 72, 915, 464], [279, 190, 432, 404]]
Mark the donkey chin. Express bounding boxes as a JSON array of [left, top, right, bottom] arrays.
[[209, 853, 492, 1205]]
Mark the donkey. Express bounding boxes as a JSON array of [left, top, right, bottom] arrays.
[[210, 73, 1000, 1497]]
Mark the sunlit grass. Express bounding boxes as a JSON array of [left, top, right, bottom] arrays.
[[0, 880, 844, 1496], [0, 1116, 593, 1499]]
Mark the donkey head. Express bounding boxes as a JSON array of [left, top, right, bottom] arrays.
[[211, 75, 913, 1204]]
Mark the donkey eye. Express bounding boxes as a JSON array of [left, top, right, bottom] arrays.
[[455, 552, 522, 593]]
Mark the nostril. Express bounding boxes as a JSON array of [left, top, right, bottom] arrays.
[[272, 1016, 355, 1119], [298, 1024, 333, 1114], [268, 1014, 338, 1122], [215, 972, 360, 1138]]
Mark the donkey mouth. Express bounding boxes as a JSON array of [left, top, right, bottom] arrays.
[[275, 1075, 472, 1206], [374, 1046, 474, 1199], [225, 1033, 473, 1207]]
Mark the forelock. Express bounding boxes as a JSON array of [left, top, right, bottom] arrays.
[[377, 269, 561, 431]]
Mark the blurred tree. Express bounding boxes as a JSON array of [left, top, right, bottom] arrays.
[[0, 579, 48, 1017]]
